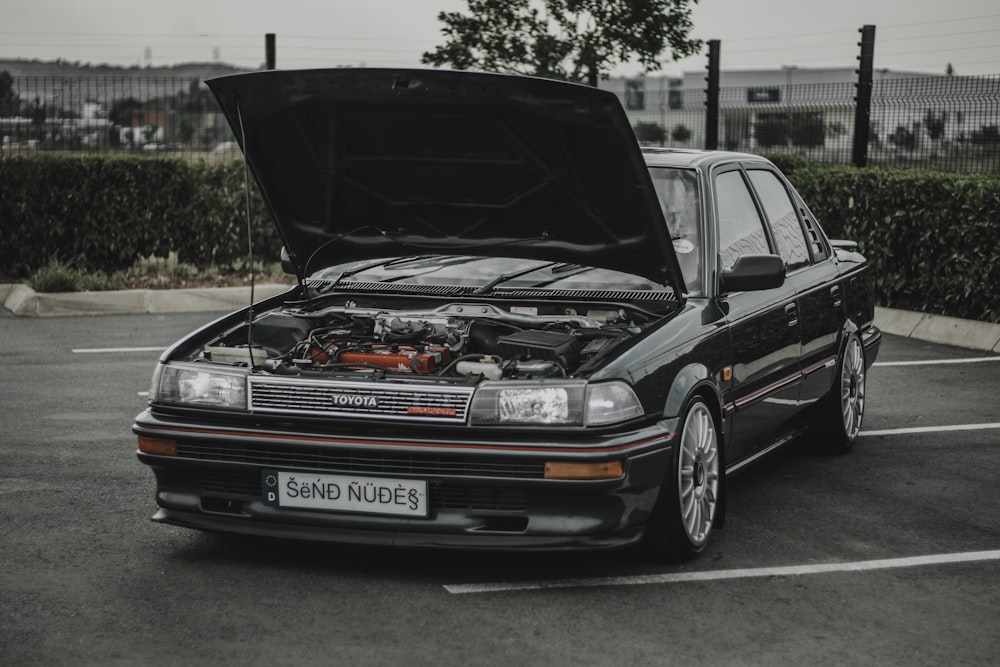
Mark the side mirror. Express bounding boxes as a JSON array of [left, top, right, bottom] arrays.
[[720, 254, 785, 293], [279, 247, 296, 275]]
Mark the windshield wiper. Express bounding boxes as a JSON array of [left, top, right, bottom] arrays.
[[528, 265, 599, 288], [473, 262, 560, 295], [315, 256, 435, 292]]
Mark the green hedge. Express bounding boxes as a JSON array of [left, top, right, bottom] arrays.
[[771, 157, 1000, 324], [0, 155, 280, 277], [2, 154, 998, 323]]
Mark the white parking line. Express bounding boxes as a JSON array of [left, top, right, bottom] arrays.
[[72, 346, 165, 353], [443, 550, 1000, 595], [859, 423, 1000, 437], [875, 357, 1000, 367]]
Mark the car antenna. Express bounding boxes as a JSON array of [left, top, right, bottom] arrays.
[[236, 99, 259, 369]]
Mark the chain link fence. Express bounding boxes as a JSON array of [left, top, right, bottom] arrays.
[[2, 72, 998, 172], [0, 75, 241, 161], [617, 74, 999, 173]]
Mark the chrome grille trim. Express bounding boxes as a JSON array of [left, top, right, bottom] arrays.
[[248, 376, 474, 423], [176, 441, 546, 479]]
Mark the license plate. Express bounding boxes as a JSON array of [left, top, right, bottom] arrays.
[[262, 470, 428, 518]]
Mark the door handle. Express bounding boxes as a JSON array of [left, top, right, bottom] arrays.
[[830, 285, 842, 308], [785, 303, 798, 328]]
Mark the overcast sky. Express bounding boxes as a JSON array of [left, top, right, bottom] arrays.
[[1, 0, 998, 76]]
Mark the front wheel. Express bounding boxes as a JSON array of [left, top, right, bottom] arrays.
[[817, 333, 866, 452], [645, 397, 721, 561]]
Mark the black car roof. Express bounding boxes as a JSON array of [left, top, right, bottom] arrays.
[[641, 147, 774, 169]]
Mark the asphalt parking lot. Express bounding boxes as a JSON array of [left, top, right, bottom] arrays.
[[2, 310, 998, 666]]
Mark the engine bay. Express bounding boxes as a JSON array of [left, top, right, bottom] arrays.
[[194, 299, 659, 381]]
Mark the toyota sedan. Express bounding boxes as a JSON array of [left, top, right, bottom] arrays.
[[134, 68, 880, 560]]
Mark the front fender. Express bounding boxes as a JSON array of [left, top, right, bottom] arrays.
[[661, 363, 722, 419]]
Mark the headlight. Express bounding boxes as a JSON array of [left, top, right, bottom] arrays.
[[585, 382, 645, 425], [469, 380, 643, 426], [153, 363, 248, 410]]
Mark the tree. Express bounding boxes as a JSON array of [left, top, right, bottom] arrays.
[[970, 125, 1000, 145], [421, 0, 702, 87], [888, 124, 916, 151], [142, 123, 159, 145], [670, 124, 691, 143], [109, 97, 142, 126], [177, 117, 196, 145], [755, 113, 789, 148], [788, 112, 825, 147], [633, 121, 666, 145], [924, 110, 947, 142], [0, 70, 21, 116]]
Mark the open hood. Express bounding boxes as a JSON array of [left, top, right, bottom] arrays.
[[207, 68, 685, 293]]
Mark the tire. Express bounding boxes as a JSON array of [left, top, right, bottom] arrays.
[[817, 333, 866, 453], [644, 397, 721, 562]]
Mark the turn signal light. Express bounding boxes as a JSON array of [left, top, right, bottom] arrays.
[[137, 435, 177, 456], [544, 460, 623, 480]]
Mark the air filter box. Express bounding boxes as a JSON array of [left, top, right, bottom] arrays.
[[496, 330, 580, 367]]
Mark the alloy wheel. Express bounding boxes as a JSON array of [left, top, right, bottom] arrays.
[[677, 401, 719, 546], [840, 336, 866, 441]]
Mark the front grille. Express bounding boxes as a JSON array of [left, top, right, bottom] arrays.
[[436, 485, 528, 511], [176, 441, 546, 479], [195, 469, 528, 511], [249, 377, 473, 424], [198, 468, 261, 496]]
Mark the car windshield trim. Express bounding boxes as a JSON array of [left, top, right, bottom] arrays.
[[301, 278, 679, 305], [307, 255, 675, 297]]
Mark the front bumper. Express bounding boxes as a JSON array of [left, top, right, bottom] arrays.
[[134, 411, 676, 551]]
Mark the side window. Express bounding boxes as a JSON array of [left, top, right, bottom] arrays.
[[715, 170, 770, 271], [747, 170, 810, 270], [649, 167, 701, 295]]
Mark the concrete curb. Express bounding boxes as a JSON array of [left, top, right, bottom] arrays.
[[874, 306, 1000, 354], [4, 283, 999, 353], [2, 283, 293, 317]]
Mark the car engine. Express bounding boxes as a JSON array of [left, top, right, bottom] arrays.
[[198, 301, 646, 381]]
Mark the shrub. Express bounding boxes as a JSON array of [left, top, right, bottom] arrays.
[[3, 155, 998, 323], [670, 124, 692, 143], [0, 155, 278, 279], [784, 165, 1000, 323], [633, 121, 666, 145], [30, 261, 83, 292]]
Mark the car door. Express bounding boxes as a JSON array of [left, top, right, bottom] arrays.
[[713, 166, 802, 463], [746, 167, 841, 409]]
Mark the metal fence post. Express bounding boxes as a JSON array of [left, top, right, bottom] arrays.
[[266, 34, 276, 70], [852, 25, 876, 167], [705, 40, 720, 151]]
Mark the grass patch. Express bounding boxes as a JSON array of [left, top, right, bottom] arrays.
[[28, 257, 294, 293], [30, 261, 113, 292]]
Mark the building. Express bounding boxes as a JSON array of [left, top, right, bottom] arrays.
[[599, 67, 997, 163]]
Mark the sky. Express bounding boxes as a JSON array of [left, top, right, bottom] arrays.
[[1, 0, 998, 77]]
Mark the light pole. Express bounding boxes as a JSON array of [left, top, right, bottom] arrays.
[[781, 65, 798, 103]]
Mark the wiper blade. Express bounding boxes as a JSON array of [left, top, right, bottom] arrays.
[[473, 262, 560, 295], [316, 256, 433, 292], [529, 265, 598, 288]]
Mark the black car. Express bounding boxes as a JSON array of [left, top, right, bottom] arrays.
[[134, 68, 880, 560]]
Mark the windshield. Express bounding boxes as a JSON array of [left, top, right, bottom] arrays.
[[310, 255, 666, 292], [648, 167, 701, 295]]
